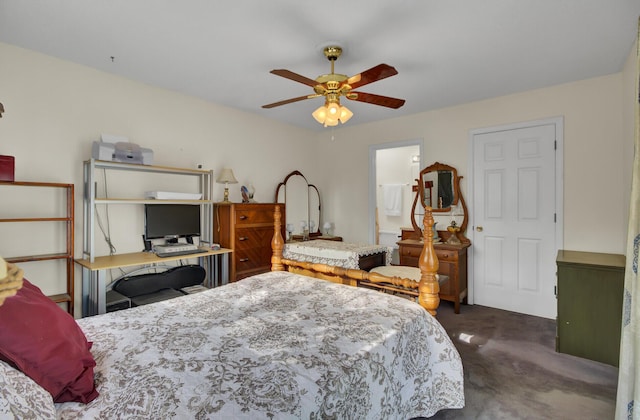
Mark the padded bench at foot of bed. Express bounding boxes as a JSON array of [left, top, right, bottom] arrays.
[[369, 265, 449, 285]]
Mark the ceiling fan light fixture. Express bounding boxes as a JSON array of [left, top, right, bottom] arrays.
[[324, 116, 339, 127], [327, 101, 340, 116], [313, 98, 353, 127], [339, 105, 353, 123], [312, 105, 328, 123]]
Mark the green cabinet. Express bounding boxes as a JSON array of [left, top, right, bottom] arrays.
[[556, 250, 625, 366]]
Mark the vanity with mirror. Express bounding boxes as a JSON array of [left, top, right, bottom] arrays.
[[399, 162, 471, 313], [275, 170, 341, 242]]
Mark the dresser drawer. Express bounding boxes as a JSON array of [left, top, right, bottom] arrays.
[[435, 249, 458, 262], [234, 209, 274, 225], [401, 245, 423, 259], [235, 227, 272, 250], [235, 247, 272, 273]]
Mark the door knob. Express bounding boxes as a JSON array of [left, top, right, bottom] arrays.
[[476, 226, 483, 232]]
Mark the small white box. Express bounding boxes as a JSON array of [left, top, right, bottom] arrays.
[[145, 191, 202, 200]]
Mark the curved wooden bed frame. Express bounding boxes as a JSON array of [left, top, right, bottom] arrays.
[[271, 206, 441, 315]]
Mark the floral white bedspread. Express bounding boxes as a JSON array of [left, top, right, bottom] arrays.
[[284, 240, 393, 269], [54, 271, 463, 419]]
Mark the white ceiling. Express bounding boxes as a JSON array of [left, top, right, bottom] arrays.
[[1, 1, 639, 131]]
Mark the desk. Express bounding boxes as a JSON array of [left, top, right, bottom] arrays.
[[75, 248, 232, 317]]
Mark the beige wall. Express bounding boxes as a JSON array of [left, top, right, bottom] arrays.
[[0, 40, 636, 312], [317, 56, 635, 256], [0, 42, 316, 306]]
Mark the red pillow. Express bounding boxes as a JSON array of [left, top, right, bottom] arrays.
[[0, 279, 98, 403]]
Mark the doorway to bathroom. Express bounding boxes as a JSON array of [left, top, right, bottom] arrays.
[[368, 139, 422, 264]]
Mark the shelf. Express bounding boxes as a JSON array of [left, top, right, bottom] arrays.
[[0, 181, 72, 188], [0, 182, 74, 316], [90, 159, 210, 175], [94, 198, 214, 205], [5, 253, 71, 263], [76, 248, 232, 271], [48, 292, 72, 305], [0, 217, 71, 223], [82, 159, 214, 264]]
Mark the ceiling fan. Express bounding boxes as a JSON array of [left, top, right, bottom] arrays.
[[262, 46, 405, 127]]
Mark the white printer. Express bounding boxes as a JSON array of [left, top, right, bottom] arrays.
[[92, 134, 153, 165]]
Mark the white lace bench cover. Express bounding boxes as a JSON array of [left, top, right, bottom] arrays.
[[283, 240, 392, 269]]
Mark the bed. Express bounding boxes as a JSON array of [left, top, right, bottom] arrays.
[[0, 206, 463, 419], [272, 206, 443, 315]]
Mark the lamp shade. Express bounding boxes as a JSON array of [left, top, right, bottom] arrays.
[[339, 106, 353, 123], [216, 168, 238, 184], [324, 117, 339, 127], [327, 102, 340, 117], [312, 106, 328, 123]]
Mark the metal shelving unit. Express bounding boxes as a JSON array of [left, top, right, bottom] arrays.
[[82, 159, 214, 263]]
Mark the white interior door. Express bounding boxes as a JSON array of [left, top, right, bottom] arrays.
[[471, 119, 562, 319]]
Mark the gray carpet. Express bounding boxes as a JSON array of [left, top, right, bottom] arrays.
[[427, 301, 618, 419]]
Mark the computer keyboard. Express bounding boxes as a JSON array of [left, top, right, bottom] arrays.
[[153, 244, 204, 258]]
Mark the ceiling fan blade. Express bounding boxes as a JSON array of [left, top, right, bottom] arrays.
[[347, 64, 398, 89], [262, 94, 320, 109], [270, 69, 319, 87], [347, 92, 406, 109]]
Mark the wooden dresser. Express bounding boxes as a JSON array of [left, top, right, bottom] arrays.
[[398, 236, 470, 314], [213, 203, 285, 282]]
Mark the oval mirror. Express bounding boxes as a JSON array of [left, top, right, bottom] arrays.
[[275, 170, 322, 238], [309, 184, 320, 235], [410, 162, 469, 244], [420, 164, 456, 212]]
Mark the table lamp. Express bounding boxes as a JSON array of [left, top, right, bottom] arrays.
[[323, 221, 332, 236], [216, 168, 238, 203]]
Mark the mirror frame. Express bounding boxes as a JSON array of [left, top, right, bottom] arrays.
[[274, 170, 322, 237], [420, 162, 460, 212], [410, 162, 469, 243]]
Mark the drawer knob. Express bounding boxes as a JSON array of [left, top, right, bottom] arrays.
[[239, 258, 249, 262], [239, 215, 248, 220], [239, 237, 248, 241]]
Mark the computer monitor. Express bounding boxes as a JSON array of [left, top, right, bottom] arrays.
[[144, 204, 201, 242]]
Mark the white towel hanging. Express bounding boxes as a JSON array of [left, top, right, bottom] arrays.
[[382, 184, 403, 216]]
